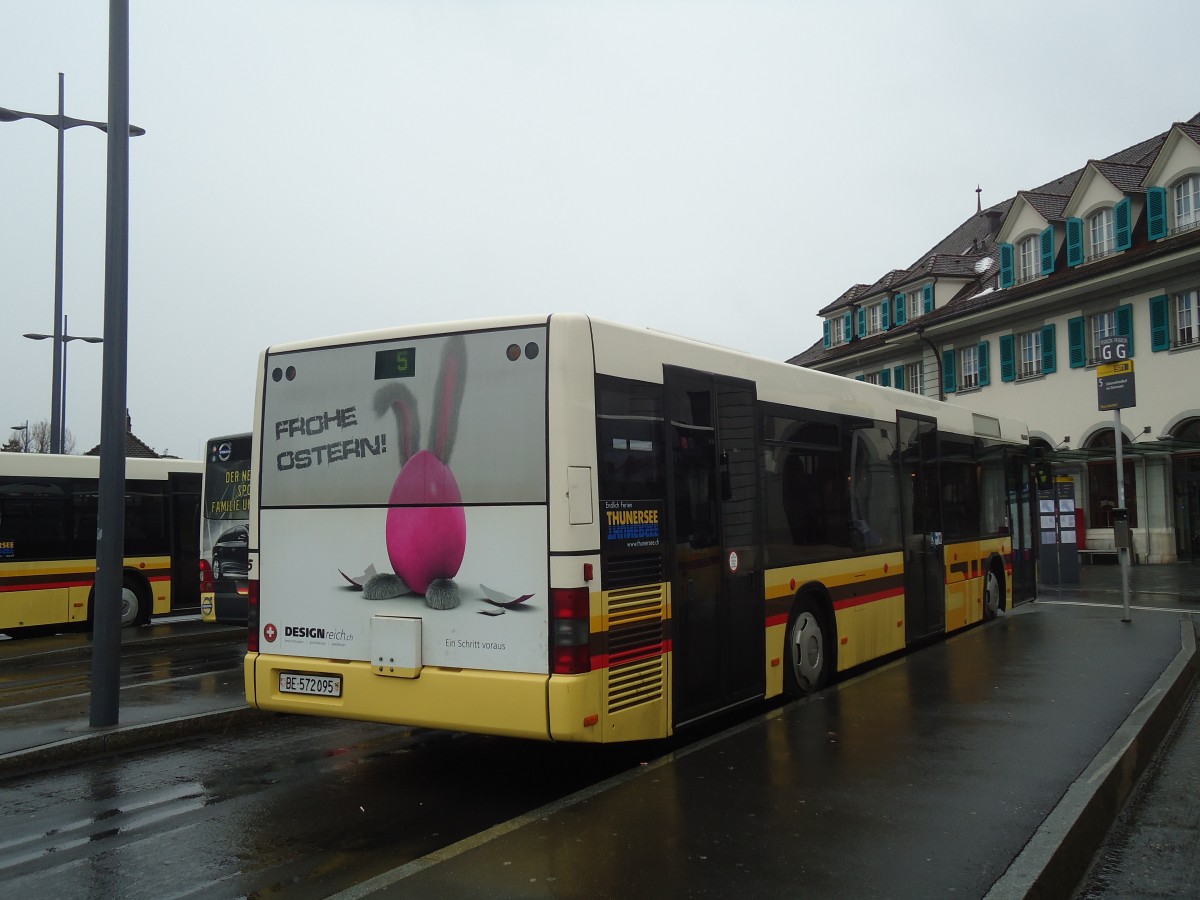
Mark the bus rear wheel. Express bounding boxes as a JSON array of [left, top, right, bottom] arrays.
[[120, 580, 144, 628], [983, 568, 1002, 621], [784, 597, 831, 698], [89, 577, 149, 630]]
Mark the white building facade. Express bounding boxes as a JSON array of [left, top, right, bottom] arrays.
[[794, 115, 1200, 564]]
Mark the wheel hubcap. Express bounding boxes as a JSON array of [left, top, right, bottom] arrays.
[[985, 573, 1000, 616], [120, 587, 138, 627], [792, 612, 823, 691]]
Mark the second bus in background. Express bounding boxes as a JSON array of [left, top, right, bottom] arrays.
[[200, 433, 252, 624]]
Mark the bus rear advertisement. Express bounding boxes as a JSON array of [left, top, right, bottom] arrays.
[[200, 433, 252, 624], [244, 314, 1035, 743]]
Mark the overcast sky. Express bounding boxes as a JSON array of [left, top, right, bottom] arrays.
[[2, 1, 1197, 458]]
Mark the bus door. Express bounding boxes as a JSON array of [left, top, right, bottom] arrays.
[[168, 472, 202, 611], [898, 413, 944, 641], [664, 367, 763, 725]]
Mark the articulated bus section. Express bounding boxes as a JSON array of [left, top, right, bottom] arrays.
[[245, 314, 1034, 744]]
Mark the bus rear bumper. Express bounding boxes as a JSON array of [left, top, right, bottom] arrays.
[[244, 652, 553, 740]]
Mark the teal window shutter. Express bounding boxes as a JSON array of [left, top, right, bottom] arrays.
[[1040, 225, 1056, 275], [942, 349, 957, 394], [1066, 218, 1084, 266], [1114, 198, 1132, 251], [999, 334, 1016, 382], [1116, 302, 1134, 356], [893, 293, 907, 326], [1147, 187, 1168, 240], [977, 340, 990, 386], [1150, 294, 1171, 351], [999, 243, 1015, 288], [880, 368, 891, 387], [857, 307, 867, 338], [881, 298, 891, 330], [1042, 324, 1057, 373], [843, 311, 852, 338], [1068, 316, 1086, 368], [823, 320, 831, 349], [923, 284, 934, 313], [856, 374, 865, 382], [893, 365, 905, 390]]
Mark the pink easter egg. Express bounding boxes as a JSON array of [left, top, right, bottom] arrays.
[[385, 450, 466, 594]]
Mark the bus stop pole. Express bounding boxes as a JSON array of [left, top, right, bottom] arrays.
[[1115, 408, 1131, 623], [90, 0, 132, 728]]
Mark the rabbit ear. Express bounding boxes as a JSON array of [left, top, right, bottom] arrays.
[[374, 383, 420, 465], [430, 335, 466, 461]]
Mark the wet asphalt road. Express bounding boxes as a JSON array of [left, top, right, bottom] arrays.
[[0, 702, 667, 899], [2, 562, 1197, 899]]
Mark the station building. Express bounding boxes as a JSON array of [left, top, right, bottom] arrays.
[[791, 113, 1200, 564]]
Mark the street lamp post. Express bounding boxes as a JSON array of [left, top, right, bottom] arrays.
[[1, 72, 143, 453], [10, 421, 30, 452], [23, 315, 103, 452]]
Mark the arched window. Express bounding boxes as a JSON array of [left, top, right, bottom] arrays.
[[1018, 234, 1039, 282], [1172, 418, 1200, 444], [1173, 174, 1200, 232], [1088, 207, 1115, 258]]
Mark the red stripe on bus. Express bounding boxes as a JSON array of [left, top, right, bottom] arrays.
[[832, 587, 903, 611], [590, 640, 672, 671], [0, 579, 90, 592]]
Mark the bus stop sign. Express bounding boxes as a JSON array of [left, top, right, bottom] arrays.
[[1097, 358, 1136, 411]]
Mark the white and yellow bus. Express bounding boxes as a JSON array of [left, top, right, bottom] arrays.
[[244, 314, 1035, 743], [0, 453, 203, 636]]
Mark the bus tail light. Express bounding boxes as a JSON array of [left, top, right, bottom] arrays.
[[247, 579, 260, 652], [199, 559, 214, 594], [551, 587, 591, 675]]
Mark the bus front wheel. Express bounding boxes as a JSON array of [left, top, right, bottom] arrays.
[[784, 597, 832, 698]]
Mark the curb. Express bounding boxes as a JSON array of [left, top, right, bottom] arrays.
[[984, 616, 1200, 899], [0, 706, 257, 781]]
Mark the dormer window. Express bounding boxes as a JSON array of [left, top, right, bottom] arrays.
[[903, 284, 934, 320], [1088, 207, 1115, 259], [1066, 198, 1130, 266], [1018, 235, 1039, 283], [999, 228, 1055, 288], [867, 303, 882, 335], [822, 313, 849, 349], [1174, 174, 1200, 232]]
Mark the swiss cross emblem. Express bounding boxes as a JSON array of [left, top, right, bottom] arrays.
[[264, 623, 278, 642]]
